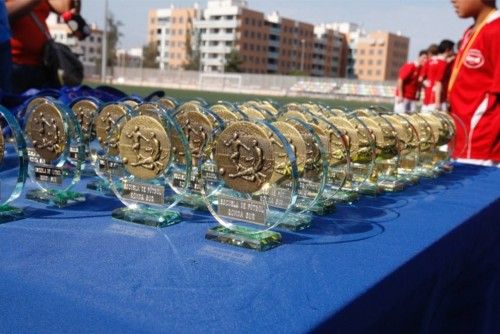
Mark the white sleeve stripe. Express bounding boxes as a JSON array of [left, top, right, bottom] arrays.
[[467, 94, 490, 158]]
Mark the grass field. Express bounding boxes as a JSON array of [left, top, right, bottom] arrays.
[[89, 82, 392, 110]]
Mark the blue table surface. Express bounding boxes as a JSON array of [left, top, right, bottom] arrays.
[[0, 162, 499, 333]]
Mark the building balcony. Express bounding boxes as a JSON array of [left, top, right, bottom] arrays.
[[268, 51, 279, 59], [202, 33, 235, 42], [267, 63, 278, 71], [200, 45, 232, 54], [194, 19, 238, 30], [269, 27, 281, 36], [202, 58, 225, 66], [312, 58, 325, 66], [313, 47, 326, 55], [268, 39, 280, 48]]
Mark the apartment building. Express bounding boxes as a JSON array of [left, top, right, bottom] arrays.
[[150, 1, 409, 80], [195, 0, 243, 72], [324, 22, 366, 78], [148, 5, 200, 69], [313, 25, 348, 77], [194, 0, 342, 76], [46, 13, 103, 66], [355, 31, 409, 81]]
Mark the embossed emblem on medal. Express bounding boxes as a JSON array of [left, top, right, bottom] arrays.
[[215, 121, 274, 193]]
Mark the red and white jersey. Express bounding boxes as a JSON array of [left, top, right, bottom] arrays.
[[423, 56, 450, 105], [396, 62, 420, 100], [449, 11, 500, 161]]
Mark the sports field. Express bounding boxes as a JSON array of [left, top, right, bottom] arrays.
[[94, 83, 392, 110]]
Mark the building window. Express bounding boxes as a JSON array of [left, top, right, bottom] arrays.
[[377, 60, 382, 65], [358, 70, 364, 75], [368, 60, 373, 65], [367, 70, 372, 75], [369, 49, 374, 55], [376, 70, 381, 75], [378, 49, 383, 55], [172, 18, 176, 23], [179, 17, 184, 23]]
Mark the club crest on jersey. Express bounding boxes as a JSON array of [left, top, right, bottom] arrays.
[[464, 49, 485, 69]]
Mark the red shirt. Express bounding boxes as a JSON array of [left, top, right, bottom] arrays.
[[424, 56, 449, 105], [396, 62, 420, 100], [449, 11, 500, 161], [9, 1, 51, 65]]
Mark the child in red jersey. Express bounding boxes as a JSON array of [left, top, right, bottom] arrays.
[[423, 40, 455, 112], [449, 0, 500, 164], [421, 45, 439, 112], [394, 50, 428, 114]]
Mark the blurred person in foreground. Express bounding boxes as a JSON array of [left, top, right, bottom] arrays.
[[449, 0, 499, 165], [6, 0, 78, 93], [394, 50, 428, 114], [0, 0, 11, 92]]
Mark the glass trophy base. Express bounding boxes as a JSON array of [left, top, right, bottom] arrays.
[[205, 225, 281, 252], [414, 166, 440, 178], [111, 207, 181, 227], [377, 178, 406, 192], [308, 196, 336, 215], [86, 179, 115, 196], [273, 211, 312, 231], [171, 194, 207, 211], [26, 189, 86, 208], [398, 173, 420, 185], [357, 182, 383, 196], [331, 190, 360, 204], [0, 204, 24, 223]]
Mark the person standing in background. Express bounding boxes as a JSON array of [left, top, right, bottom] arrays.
[[6, 0, 76, 93], [0, 0, 11, 92], [421, 44, 440, 112], [430, 39, 455, 112], [449, 0, 499, 164], [394, 50, 428, 114]]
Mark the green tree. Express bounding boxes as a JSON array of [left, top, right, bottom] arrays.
[[142, 42, 158, 68], [224, 48, 243, 73], [289, 69, 306, 76]]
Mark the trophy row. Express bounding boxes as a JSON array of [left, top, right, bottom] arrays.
[[0, 95, 461, 251]]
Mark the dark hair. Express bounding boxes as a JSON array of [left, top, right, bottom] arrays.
[[482, 0, 496, 7], [419, 50, 427, 57], [438, 39, 455, 54], [427, 44, 439, 56]]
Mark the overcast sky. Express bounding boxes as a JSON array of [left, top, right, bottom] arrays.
[[80, 0, 472, 59]]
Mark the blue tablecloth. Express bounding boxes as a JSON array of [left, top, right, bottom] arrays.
[[0, 163, 498, 333]]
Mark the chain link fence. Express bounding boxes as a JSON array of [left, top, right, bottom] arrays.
[[85, 65, 396, 103]]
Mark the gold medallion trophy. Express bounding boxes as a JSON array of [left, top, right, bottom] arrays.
[[69, 97, 102, 177], [350, 109, 404, 193], [202, 119, 300, 251], [278, 103, 350, 213], [407, 112, 457, 178], [0, 106, 28, 222], [101, 102, 192, 226], [167, 101, 225, 210], [87, 102, 134, 195], [23, 97, 86, 207]]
